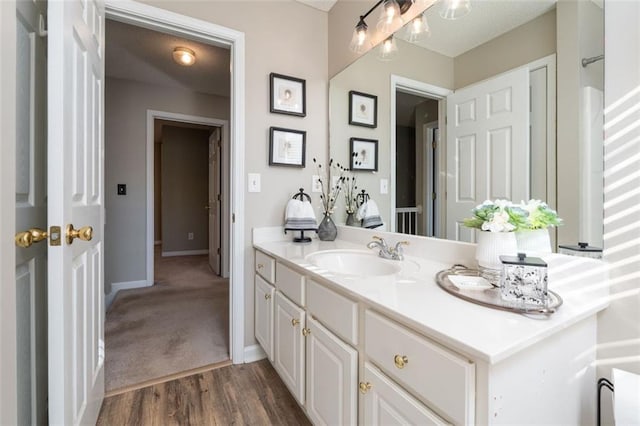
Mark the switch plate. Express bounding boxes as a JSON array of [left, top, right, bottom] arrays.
[[188, 232, 194, 240], [248, 173, 261, 192], [380, 179, 389, 194], [117, 184, 126, 195], [311, 175, 322, 193]]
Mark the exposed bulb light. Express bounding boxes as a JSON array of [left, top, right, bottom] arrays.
[[377, 35, 398, 61], [440, 0, 471, 20], [404, 11, 430, 43], [349, 17, 369, 54], [377, 0, 403, 34], [172, 47, 196, 66]]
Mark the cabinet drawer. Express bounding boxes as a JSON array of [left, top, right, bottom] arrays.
[[365, 310, 475, 425], [255, 250, 275, 284], [276, 262, 305, 306], [307, 279, 358, 346]]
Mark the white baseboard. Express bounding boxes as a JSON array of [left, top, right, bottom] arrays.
[[161, 249, 209, 257], [243, 344, 267, 363], [105, 279, 151, 309]]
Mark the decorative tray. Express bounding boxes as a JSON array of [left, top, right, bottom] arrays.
[[435, 265, 563, 315]]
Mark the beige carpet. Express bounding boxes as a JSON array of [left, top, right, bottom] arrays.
[[105, 252, 229, 392]]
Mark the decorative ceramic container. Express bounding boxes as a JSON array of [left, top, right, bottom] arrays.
[[558, 242, 603, 259], [515, 228, 552, 254], [475, 231, 518, 286], [499, 253, 548, 306], [318, 214, 337, 241]]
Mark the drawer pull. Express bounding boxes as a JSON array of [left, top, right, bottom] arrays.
[[394, 354, 409, 369], [291, 318, 300, 327], [257, 263, 264, 269], [264, 293, 271, 300], [302, 327, 311, 337], [359, 382, 372, 394]]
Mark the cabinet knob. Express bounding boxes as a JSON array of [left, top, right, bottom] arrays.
[[257, 263, 264, 269], [394, 354, 409, 369], [291, 318, 300, 327], [359, 382, 372, 394], [302, 327, 311, 336], [264, 293, 271, 300]]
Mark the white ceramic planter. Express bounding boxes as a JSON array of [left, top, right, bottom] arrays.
[[515, 229, 552, 254], [475, 231, 518, 285]]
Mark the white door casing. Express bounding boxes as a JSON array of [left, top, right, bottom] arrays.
[[209, 127, 221, 275], [47, 0, 105, 424], [446, 67, 530, 242], [15, 0, 48, 424]]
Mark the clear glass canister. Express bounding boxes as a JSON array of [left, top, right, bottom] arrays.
[[558, 242, 603, 259], [499, 253, 548, 306]]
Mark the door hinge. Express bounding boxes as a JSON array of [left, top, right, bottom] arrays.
[[232, 213, 235, 223], [217, 194, 221, 201], [217, 247, 221, 255], [432, 141, 437, 150], [432, 192, 436, 200], [38, 14, 48, 37]]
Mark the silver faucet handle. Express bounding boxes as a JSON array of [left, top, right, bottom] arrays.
[[394, 241, 409, 250], [372, 236, 388, 247]]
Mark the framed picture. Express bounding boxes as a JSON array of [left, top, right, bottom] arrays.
[[350, 138, 378, 171], [270, 73, 306, 117], [269, 127, 306, 167], [349, 90, 377, 128]]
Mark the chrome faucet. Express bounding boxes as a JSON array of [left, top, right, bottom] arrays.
[[367, 236, 409, 261]]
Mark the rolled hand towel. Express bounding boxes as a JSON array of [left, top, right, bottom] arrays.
[[284, 199, 318, 230], [356, 199, 383, 229]]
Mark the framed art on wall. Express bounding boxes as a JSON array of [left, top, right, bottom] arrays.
[[270, 73, 306, 117], [350, 137, 378, 171], [349, 90, 377, 128], [269, 127, 306, 167]]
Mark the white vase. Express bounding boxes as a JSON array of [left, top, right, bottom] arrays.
[[475, 231, 518, 285], [515, 229, 551, 254]]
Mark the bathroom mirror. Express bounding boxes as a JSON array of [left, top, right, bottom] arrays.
[[329, 0, 604, 248]]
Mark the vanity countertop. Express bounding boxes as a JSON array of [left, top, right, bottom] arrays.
[[254, 235, 609, 364]]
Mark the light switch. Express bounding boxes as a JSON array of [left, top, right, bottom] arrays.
[[311, 175, 322, 193], [248, 173, 261, 192], [380, 179, 389, 194]]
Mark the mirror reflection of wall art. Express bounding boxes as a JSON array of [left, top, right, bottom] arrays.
[[349, 90, 377, 128], [269, 127, 306, 167], [350, 137, 378, 171], [270, 73, 306, 117]]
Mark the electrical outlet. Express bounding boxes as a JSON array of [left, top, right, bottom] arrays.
[[311, 175, 322, 192], [380, 179, 389, 194], [117, 184, 126, 195], [188, 232, 194, 240], [248, 173, 261, 192]]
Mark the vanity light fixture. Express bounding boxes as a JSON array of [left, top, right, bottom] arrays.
[[404, 11, 430, 42], [349, 0, 414, 54], [440, 0, 471, 20], [172, 47, 196, 66], [377, 35, 398, 61]]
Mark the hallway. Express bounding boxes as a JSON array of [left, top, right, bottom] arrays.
[[104, 251, 229, 393]]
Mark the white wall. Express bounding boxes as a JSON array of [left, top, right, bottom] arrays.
[[598, 0, 640, 421], [104, 77, 229, 293]]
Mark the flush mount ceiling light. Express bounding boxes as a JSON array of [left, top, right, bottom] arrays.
[[440, 0, 471, 20], [172, 47, 196, 66], [349, 0, 414, 54]]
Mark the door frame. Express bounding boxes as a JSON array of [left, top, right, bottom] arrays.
[[146, 111, 230, 280], [0, 0, 18, 422], [106, 0, 246, 363], [390, 75, 451, 234]]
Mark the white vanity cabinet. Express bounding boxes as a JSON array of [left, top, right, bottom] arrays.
[[274, 290, 306, 404], [254, 275, 275, 361]]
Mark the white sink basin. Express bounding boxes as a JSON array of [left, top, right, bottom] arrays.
[[305, 249, 402, 276]]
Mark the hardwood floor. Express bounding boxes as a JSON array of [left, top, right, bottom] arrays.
[[97, 359, 310, 425]]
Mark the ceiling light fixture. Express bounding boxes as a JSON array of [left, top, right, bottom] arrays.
[[404, 11, 430, 43], [440, 0, 471, 20], [172, 47, 196, 66], [349, 0, 414, 54], [377, 35, 398, 61]]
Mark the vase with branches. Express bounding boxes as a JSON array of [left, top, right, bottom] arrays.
[[312, 158, 347, 240]]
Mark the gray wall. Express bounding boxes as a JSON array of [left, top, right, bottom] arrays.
[[104, 76, 229, 292], [161, 126, 210, 253]]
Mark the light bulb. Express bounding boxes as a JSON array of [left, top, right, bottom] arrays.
[[172, 47, 196, 66]]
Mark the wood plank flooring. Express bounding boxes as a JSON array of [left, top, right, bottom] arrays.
[[97, 359, 311, 425]]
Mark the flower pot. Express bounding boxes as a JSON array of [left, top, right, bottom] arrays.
[[318, 214, 338, 241], [475, 231, 517, 286], [515, 229, 552, 254]]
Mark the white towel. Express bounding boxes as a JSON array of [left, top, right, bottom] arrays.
[[356, 199, 383, 229], [284, 199, 318, 230]]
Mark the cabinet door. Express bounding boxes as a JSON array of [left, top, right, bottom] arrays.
[[362, 363, 447, 426], [306, 317, 358, 426], [274, 291, 305, 404], [255, 276, 275, 361]]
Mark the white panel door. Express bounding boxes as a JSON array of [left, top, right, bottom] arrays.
[[274, 291, 305, 404], [15, 1, 48, 424], [47, 0, 105, 424], [446, 67, 529, 242], [362, 363, 447, 426], [254, 275, 274, 361], [208, 127, 221, 275], [305, 316, 357, 426]]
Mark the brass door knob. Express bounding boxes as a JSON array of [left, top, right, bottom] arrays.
[[302, 327, 311, 337], [359, 382, 372, 394], [394, 354, 409, 369], [66, 224, 93, 244], [15, 228, 48, 248]]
